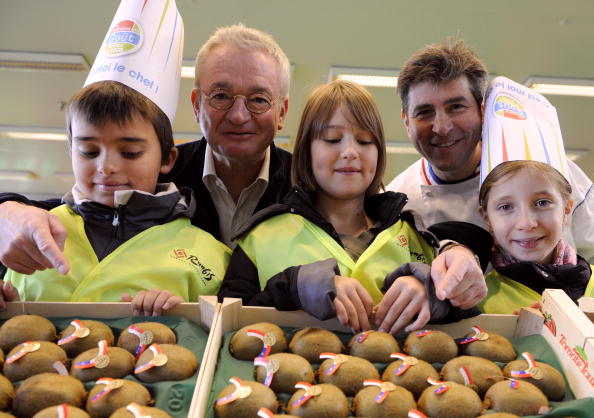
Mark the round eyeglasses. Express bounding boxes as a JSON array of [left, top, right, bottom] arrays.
[[199, 88, 277, 114]]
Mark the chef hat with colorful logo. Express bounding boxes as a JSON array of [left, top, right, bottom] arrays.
[[84, 0, 184, 123], [480, 76, 568, 184]]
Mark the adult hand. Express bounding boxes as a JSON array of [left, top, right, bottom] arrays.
[[431, 245, 486, 309], [121, 289, 184, 316], [375, 275, 430, 335], [0, 281, 20, 311], [0, 201, 69, 275], [333, 275, 373, 332]]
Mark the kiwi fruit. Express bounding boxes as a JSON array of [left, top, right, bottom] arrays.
[[86, 379, 151, 418], [418, 381, 483, 418], [109, 404, 171, 418], [58, 320, 115, 358], [0, 348, 4, 369], [289, 328, 342, 363], [214, 379, 277, 418], [317, 354, 379, 396], [403, 330, 458, 364], [230, 323, 287, 360], [0, 413, 13, 418], [134, 343, 197, 383], [286, 383, 348, 418], [441, 355, 503, 397], [353, 382, 416, 417], [117, 322, 176, 355], [0, 315, 56, 352], [255, 352, 314, 393], [0, 374, 14, 410], [71, 346, 134, 382], [483, 379, 548, 415], [12, 373, 86, 418], [33, 405, 90, 418], [3, 341, 67, 382], [502, 359, 565, 401], [382, 357, 439, 399], [347, 330, 398, 363], [460, 331, 516, 363]]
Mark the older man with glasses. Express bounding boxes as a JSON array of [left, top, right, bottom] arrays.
[[0, 24, 292, 276]]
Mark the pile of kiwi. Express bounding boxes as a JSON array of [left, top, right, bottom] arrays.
[[217, 323, 569, 417], [0, 314, 199, 417]]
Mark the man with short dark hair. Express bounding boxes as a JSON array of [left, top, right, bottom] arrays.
[[388, 39, 594, 263]]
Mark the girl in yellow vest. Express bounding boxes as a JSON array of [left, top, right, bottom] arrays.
[[2, 81, 230, 314], [478, 160, 593, 314], [219, 80, 484, 334]]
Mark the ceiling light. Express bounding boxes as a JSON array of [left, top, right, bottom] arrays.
[[328, 66, 399, 88], [0, 125, 68, 141], [0, 51, 89, 72], [566, 148, 589, 161], [181, 59, 195, 79], [524, 76, 594, 97], [0, 170, 37, 181], [386, 141, 418, 155]]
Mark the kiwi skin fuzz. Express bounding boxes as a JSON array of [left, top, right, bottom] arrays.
[[12, 373, 87, 418], [214, 380, 277, 418], [59, 320, 115, 357], [289, 328, 343, 363], [483, 379, 548, 416], [502, 359, 566, 401], [353, 384, 416, 417], [134, 343, 198, 383], [0, 374, 14, 411], [286, 383, 349, 418], [33, 405, 90, 418], [0, 315, 56, 353], [418, 381, 483, 418], [229, 322, 287, 361], [255, 352, 314, 393], [86, 379, 151, 418], [3, 341, 67, 382]]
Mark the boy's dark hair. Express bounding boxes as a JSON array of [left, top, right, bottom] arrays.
[[65, 81, 173, 163], [398, 39, 488, 115]]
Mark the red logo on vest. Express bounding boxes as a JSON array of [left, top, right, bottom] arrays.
[[173, 248, 187, 259], [399, 235, 408, 246]]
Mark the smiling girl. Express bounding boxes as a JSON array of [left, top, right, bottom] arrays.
[[478, 160, 593, 314], [218, 80, 480, 334]]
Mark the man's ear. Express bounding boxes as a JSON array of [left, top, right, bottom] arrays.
[[401, 109, 411, 137], [481, 102, 485, 124], [276, 97, 289, 131], [160, 146, 179, 175], [191, 88, 200, 122]]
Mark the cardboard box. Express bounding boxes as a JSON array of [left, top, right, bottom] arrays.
[[197, 289, 594, 416], [0, 296, 219, 417]]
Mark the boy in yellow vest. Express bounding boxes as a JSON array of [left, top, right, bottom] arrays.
[[0, 1, 229, 314], [2, 80, 230, 314]]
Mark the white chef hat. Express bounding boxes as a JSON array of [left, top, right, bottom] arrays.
[[84, 0, 184, 123], [480, 76, 568, 184]]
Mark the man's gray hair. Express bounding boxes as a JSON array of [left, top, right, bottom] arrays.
[[194, 24, 291, 98]]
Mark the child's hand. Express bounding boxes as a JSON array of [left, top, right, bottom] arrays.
[[121, 289, 184, 316], [333, 275, 373, 333], [374, 275, 429, 335], [0, 281, 20, 310]]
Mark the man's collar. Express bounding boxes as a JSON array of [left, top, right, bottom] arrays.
[[203, 143, 271, 183]]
